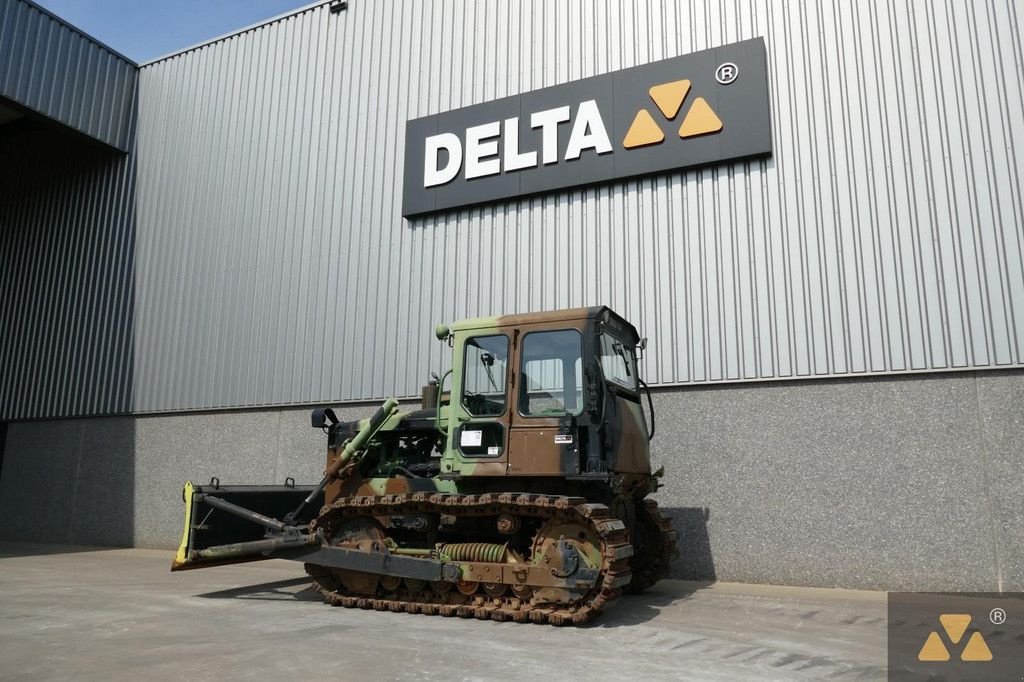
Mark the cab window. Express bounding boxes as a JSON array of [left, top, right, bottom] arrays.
[[519, 330, 583, 417], [461, 335, 508, 416], [600, 332, 638, 391]]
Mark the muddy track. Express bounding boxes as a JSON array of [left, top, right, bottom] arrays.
[[626, 499, 678, 594], [304, 492, 633, 626]]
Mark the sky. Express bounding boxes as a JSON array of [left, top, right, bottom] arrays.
[[35, 0, 313, 63]]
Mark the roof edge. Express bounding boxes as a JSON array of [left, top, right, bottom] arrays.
[[19, 0, 137, 65], [138, 0, 334, 68]]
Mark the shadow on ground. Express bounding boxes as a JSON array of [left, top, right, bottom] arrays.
[[197, 576, 322, 602], [591, 579, 714, 627], [0, 542, 125, 558]]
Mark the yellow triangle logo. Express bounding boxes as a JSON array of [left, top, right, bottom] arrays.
[[623, 109, 665, 149], [917, 631, 950, 661], [649, 79, 690, 119], [939, 614, 971, 644], [679, 97, 723, 138], [622, 79, 725, 149], [960, 632, 993, 662]]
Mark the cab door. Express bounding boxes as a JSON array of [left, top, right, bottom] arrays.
[[447, 332, 512, 477], [507, 327, 585, 476]]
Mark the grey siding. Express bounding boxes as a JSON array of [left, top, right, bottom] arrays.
[[133, 0, 1024, 413], [0, 0, 136, 151], [0, 122, 136, 420]]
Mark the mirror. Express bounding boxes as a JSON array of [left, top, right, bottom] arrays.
[[310, 407, 338, 428]]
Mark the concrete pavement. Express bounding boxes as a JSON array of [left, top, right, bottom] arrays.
[[0, 543, 887, 681]]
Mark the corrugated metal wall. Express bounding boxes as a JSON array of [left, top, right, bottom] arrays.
[[0, 124, 136, 420], [131, 0, 1024, 412], [0, 0, 136, 151], [0, 0, 137, 420]]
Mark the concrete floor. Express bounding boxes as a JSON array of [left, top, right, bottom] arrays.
[[0, 543, 887, 681]]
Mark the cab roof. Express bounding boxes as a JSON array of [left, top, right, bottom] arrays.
[[449, 306, 640, 343]]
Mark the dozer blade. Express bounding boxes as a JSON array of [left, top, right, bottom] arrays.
[[172, 480, 323, 571]]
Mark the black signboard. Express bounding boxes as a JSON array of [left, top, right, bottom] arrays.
[[402, 37, 772, 217]]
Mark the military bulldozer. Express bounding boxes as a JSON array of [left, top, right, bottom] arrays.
[[173, 306, 676, 625]]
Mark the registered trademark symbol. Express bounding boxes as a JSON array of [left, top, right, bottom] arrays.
[[990, 607, 1006, 625], [716, 62, 738, 85]]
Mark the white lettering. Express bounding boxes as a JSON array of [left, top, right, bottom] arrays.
[[565, 100, 612, 160], [503, 117, 536, 172], [465, 121, 502, 179], [423, 133, 462, 187], [530, 106, 571, 165], [425, 101, 614, 186]]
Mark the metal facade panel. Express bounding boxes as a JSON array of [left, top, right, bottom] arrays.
[[132, 0, 1024, 413], [0, 0, 136, 151], [0, 125, 136, 420]]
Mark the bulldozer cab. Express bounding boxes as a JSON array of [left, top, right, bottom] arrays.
[[441, 306, 652, 478]]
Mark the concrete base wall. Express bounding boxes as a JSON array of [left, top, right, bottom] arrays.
[[1, 371, 1020, 592], [652, 370, 1022, 592]]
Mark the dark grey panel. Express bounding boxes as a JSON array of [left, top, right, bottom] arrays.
[[516, 75, 616, 197], [401, 116, 438, 217], [403, 38, 771, 217], [0, 119, 135, 420], [609, 43, 722, 179], [67, 417, 136, 545], [433, 95, 522, 213], [713, 42, 773, 161], [0, 0, 137, 151], [610, 39, 772, 178], [0, 417, 135, 546], [0, 421, 81, 543]]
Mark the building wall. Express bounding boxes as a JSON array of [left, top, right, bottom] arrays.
[[0, 0, 138, 421], [0, 122, 136, 420], [1, 0, 1021, 593], [657, 369, 1022, 592], [0, 0, 136, 151], [2, 370, 1020, 592], [132, 0, 1024, 414]]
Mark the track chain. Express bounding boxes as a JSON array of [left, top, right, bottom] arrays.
[[304, 492, 632, 625], [626, 499, 678, 593]]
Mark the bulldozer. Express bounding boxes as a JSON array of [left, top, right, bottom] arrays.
[[173, 306, 676, 625]]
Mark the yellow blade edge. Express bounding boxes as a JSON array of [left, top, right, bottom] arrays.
[[172, 480, 195, 570]]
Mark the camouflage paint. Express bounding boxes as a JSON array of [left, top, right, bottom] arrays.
[[442, 314, 505, 478], [320, 306, 654, 503]]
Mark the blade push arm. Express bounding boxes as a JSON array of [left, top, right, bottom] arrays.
[[284, 397, 401, 525]]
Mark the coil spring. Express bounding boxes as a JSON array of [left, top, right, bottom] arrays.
[[438, 542, 508, 563]]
